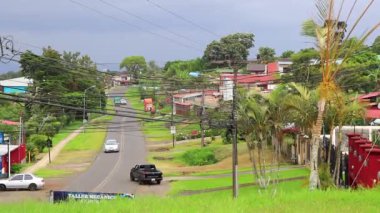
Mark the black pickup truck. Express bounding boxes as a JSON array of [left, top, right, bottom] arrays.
[[130, 164, 163, 184]]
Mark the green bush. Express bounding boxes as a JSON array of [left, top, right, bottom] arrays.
[[181, 148, 217, 166], [176, 133, 187, 141], [319, 163, 334, 190], [11, 164, 23, 174], [29, 134, 48, 153]]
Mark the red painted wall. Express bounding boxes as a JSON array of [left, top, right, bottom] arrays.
[[2, 144, 26, 174]]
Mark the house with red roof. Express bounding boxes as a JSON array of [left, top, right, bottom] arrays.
[[358, 91, 380, 121]]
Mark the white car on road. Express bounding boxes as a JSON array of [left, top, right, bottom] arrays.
[[104, 139, 120, 153], [120, 98, 127, 105], [0, 173, 45, 191]]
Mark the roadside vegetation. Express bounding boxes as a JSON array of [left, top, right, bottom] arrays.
[[2, 187, 380, 212], [169, 168, 309, 195], [34, 116, 112, 178]]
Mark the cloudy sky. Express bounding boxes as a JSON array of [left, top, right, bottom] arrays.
[[1, 0, 379, 73]]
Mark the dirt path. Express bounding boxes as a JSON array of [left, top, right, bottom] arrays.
[[23, 127, 84, 174]]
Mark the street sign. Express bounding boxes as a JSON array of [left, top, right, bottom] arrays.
[[47, 138, 53, 148], [170, 126, 176, 134]]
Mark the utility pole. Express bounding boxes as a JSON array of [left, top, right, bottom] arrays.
[[7, 138, 10, 178], [200, 88, 205, 147], [171, 94, 175, 148], [231, 63, 239, 199]]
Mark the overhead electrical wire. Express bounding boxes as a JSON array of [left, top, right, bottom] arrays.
[[145, 0, 220, 38], [98, 0, 203, 47], [69, 0, 202, 52]]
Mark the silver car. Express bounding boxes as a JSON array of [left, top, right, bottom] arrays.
[[0, 173, 45, 191], [104, 139, 120, 153]]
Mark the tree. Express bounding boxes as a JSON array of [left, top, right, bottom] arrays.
[[282, 48, 321, 89], [302, 0, 379, 190], [257, 47, 276, 63], [203, 33, 254, 67], [372, 35, 380, 54], [238, 89, 272, 188], [284, 83, 318, 164], [280, 50, 295, 58], [120, 56, 147, 80]]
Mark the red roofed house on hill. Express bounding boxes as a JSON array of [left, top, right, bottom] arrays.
[[358, 91, 380, 122]]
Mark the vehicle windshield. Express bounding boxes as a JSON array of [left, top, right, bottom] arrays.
[[140, 165, 156, 170], [106, 140, 117, 145]]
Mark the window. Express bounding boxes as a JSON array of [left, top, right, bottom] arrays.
[[24, 174, 33, 180], [10, 175, 23, 181]]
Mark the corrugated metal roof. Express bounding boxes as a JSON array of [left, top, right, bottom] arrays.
[[359, 91, 380, 100], [0, 145, 19, 156], [0, 77, 33, 87], [247, 63, 266, 72]]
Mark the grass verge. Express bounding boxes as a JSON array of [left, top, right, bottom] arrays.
[[169, 168, 309, 195], [34, 116, 112, 178], [2, 186, 380, 212]]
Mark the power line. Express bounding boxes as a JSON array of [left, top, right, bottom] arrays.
[[69, 0, 202, 52], [0, 92, 197, 124], [145, 0, 220, 38], [98, 0, 203, 47]]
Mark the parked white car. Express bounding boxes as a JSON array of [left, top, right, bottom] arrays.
[[120, 98, 127, 105], [0, 173, 45, 191], [104, 139, 120, 153]]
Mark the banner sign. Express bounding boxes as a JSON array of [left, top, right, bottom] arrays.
[[0, 132, 3, 144], [50, 190, 134, 203]]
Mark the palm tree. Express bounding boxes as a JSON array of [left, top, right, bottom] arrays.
[[238, 86, 290, 189], [238, 89, 271, 188], [302, 0, 379, 189], [284, 83, 318, 165]]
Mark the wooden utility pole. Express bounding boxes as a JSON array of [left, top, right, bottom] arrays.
[[171, 95, 175, 148], [201, 88, 205, 147]]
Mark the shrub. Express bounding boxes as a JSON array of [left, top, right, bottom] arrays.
[[26, 142, 39, 162], [176, 133, 187, 141], [319, 163, 334, 190], [29, 134, 48, 153], [11, 164, 23, 174], [182, 148, 217, 166]]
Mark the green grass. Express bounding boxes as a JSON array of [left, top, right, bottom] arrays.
[[34, 168, 71, 178], [150, 138, 247, 166], [189, 164, 299, 176], [63, 130, 106, 151], [42, 121, 83, 153], [126, 87, 145, 112], [126, 87, 206, 143], [142, 121, 172, 142], [169, 168, 309, 195], [2, 187, 380, 212]]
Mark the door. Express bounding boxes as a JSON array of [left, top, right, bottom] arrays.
[[23, 174, 34, 188], [8, 174, 24, 189]]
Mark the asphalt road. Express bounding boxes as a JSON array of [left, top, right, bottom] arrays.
[[64, 86, 169, 196]]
